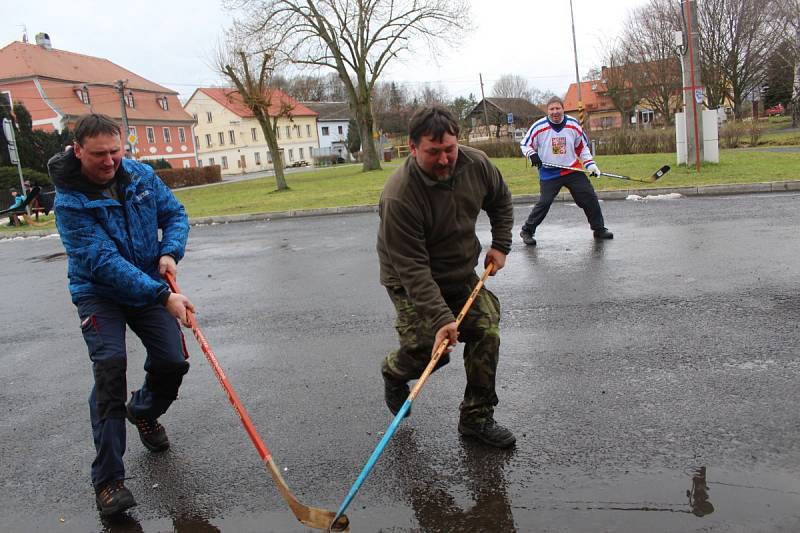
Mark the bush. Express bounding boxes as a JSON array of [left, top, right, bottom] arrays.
[[748, 120, 762, 146], [720, 121, 746, 148], [0, 166, 51, 190], [590, 128, 676, 155], [141, 158, 173, 170], [464, 139, 522, 158], [155, 165, 222, 189]]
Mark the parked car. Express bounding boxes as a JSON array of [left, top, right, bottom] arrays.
[[765, 103, 785, 117]]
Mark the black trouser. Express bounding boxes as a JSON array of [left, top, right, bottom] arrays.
[[76, 296, 189, 490], [522, 171, 605, 233]]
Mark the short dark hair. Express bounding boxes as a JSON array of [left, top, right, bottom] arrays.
[[408, 106, 460, 145], [546, 96, 564, 107], [73, 114, 121, 144]]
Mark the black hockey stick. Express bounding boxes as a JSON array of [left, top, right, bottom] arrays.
[[542, 163, 670, 183]]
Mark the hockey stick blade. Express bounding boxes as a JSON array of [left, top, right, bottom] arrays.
[[648, 165, 670, 182]]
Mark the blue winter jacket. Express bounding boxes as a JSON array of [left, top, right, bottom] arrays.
[[49, 151, 189, 307]]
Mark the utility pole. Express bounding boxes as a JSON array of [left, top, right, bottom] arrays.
[[793, 27, 800, 128], [569, 0, 585, 129], [115, 80, 133, 153], [680, 0, 703, 171], [479, 73, 490, 139]]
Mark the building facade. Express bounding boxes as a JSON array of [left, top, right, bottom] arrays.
[[185, 88, 318, 175], [300, 101, 351, 161], [0, 34, 197, 168]]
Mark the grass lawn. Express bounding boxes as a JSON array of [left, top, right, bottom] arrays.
[[171, 148, 799, 219], [2, 146, 798, 233]]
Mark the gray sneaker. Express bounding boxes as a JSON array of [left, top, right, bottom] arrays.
[[520, 229, 537, 246], [458, 418, 516, 448]]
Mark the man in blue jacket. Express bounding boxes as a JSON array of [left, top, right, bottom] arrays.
[[49, 114, 194, 517]]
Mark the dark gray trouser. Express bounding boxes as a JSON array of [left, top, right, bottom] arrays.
[[76, 296, 189, 490], [522, 171, 605, 233], [381, 275, 502, 424]]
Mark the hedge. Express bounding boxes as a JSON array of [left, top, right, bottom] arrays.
[[0, 166, 51, 190], [155, 165, 222, 189]]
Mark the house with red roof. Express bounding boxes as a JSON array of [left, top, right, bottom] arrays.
[[563, 80, 624, 130], [184, 87, 318, 175], [0, 34, 197, 168]]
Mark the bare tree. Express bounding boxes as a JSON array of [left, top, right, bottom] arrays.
[[491, 74, 533, 100], [214, 38, 292, 191], [228, 0, 470, 171], [697, 0, 787, 118], [620, 0, 682, 125], [600, 43, 644, 129]]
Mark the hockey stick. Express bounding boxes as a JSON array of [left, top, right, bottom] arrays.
[[163, 272, 349, 532], [329, 264, 494, 530], [542, 162, 670, 183]]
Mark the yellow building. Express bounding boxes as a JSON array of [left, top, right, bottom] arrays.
[[184, 87, 319, 175]]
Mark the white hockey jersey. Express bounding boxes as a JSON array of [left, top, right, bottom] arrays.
[[519, 115, 595, 180]]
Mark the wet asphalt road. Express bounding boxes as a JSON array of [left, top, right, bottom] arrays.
[[1, 192, 799, 533]]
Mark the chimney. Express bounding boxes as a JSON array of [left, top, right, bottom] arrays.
[[35, 32, 52, 49]]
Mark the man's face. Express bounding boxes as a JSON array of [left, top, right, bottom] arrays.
[[74, 132, 123, 185], [409, 132, 458, 180], [547, 102, 564, 124]]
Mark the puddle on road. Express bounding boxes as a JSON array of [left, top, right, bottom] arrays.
[[8, 466, 798, 532]]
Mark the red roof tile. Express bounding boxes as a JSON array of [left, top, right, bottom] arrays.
[[196, 87, 318, 118], [563, 80, 617, 113]]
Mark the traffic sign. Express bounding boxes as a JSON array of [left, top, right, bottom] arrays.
[[507, 112, 514, 124]]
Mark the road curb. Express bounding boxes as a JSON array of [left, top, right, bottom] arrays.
[[3, 181, 799, 239]]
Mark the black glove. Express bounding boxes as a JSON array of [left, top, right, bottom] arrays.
[[529, 153, 542, 169]]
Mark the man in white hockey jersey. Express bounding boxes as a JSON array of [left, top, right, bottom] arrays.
[[518, 96, 613, 246]]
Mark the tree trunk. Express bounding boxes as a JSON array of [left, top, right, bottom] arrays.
[[257, 117, 288, 191], [354, 96, 381, 171]]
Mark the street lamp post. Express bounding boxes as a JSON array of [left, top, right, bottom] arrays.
[[569, 0, 585, 128]]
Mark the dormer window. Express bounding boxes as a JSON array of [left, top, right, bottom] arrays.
[[157, 96, 169, 111], [75, 87, 90, 104], [125, 91, 135, 108]]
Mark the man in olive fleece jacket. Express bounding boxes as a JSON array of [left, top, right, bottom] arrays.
[[376, 106, 516, 448]]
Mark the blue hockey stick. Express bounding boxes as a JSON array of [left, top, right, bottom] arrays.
[[328, 265, 494, 530]]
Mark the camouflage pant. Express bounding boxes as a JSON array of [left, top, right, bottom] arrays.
[[381, 274, 501, 424]]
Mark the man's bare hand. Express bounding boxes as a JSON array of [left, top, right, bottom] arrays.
[[166, 292, 194, 327], [432, 321, 459, 358], [485, 248, 507, 275], [158, 255, 177, 277]]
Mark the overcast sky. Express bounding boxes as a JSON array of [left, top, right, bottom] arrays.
[[3, 0, 651, 102]]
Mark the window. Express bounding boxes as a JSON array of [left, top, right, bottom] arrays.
[[178, 127, 186, 144], [321, 126, 329, 136], [285, 126, 291, 138], [192, 113, 198, 122], [641, 110, 654, 124], [146, 127, 155, 143], [299, 147, 304, 159], [198, 159, 203, 167], [251, 127, 258, 141], [288, 148, 294, 161], [125, 91, 135, 108], [157, 96, 169, 111], [194, 135, 199, 148], [218, 132, 225, 146], [75, 87, 90, 104], [206, 111, 213, 123], [306, 125, 311, 136], [221, 156, 228, 169], [338, 125, 343, 134], [267, 152, 273, 164], [276, 127, 281, 139], [293, 124, 300, 137], [209, 157, 215, 165], [163, 127, 171, 143], [254, 152, 261, 165], [205, 134, 212, 147], [228, 130, 236, 145]]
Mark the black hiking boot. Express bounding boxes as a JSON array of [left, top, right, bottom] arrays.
[[593, 228, 614, 240], [458, 418, 516, 448], [95, 479, 137, 517], [520, 229, 537, 246], [126, 403, 169, 452], [383, 374, 410, 418]]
